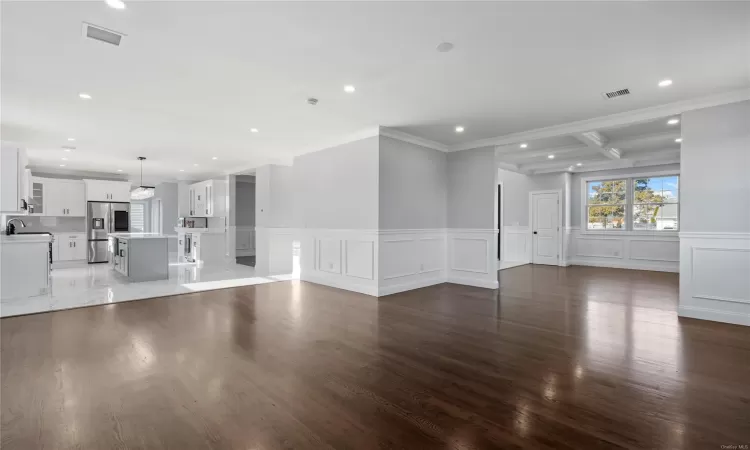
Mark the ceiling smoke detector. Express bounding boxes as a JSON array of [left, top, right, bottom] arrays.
[[436, 42, 454, 53], [307, 97, 319, 106], [82, 22, 126, 46], [602, 88, 630, 99]]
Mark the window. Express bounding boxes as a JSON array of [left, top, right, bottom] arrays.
[[585, 174, 679, 231], [586, 179, 626, 229], [633, 176, 679, 231], [130, 202, 145, 232]]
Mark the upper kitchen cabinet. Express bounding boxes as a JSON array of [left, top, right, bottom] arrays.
[[189, 179, 226, 217], [1, 144, 29, 213], [84, 179, 131, 203], [29, 177, 86, 217]]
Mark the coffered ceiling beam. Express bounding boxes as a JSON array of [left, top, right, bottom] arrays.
[[573, 131, 621, 160]]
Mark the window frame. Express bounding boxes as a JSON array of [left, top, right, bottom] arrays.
[[581, 171, 679, 234]]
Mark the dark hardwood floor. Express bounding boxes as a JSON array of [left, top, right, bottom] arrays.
[[2, 265, 749, 449]]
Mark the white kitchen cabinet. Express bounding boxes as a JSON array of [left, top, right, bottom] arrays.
[[84, 179, 131, 202], [188, 180, 226, 217], [1, 144, 29, 213], [28, 178, 46, 215], [42, 179, 86, 217], [56, 233, 86, 261]]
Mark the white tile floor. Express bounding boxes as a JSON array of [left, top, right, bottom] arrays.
[[0, 255, 299, 318]]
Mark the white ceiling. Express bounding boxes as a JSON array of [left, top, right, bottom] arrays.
[[2, 1, 749, 182], [495, 116, 683, 175]]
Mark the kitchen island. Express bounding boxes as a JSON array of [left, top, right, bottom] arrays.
[[109, 233, 169, 282]]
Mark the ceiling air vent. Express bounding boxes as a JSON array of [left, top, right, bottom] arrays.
[[602, 88, 630, 99], [82, 22, 125, 46]]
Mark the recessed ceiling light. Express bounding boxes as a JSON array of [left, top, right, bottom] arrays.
[[250, 128, 259, 133], [105, 0, 126, 9], [212, 156, 218, 160], [520, 143, 528, 149], [59, 164, 66, 167], [193, 164, 199, 167], [179, 169, 185, 172], [548, 154, 555, 159], [436, 42, 454, 53], [675, 138, 682, 143], [344, 85, 356, 93], [117, 169, 123, 172], [61, 157, 68, 161], [79, 93, 92, 99], [67, 137, 75, 141], [568, 166, 574, 171], [658, 79, 673, 87], [64, 148, 72, 152], [576, 163, 583, 167], [667, 118, 680, 125], [455, 126, 465, 133]]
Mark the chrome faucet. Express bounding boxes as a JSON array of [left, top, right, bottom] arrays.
[[5, 218, 26, 235]]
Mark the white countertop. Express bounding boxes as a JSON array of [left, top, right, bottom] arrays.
[[174, 227, 226, 234], [0, 234, 53, 244], [109, 233, 174, 240]]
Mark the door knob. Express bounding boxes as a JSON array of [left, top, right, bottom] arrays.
[[533, 231, 538, 234]]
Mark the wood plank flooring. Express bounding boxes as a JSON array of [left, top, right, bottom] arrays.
[[2, 265, 749, 449]]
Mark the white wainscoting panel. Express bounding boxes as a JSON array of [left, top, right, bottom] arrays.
[[345, 240, 375, 280], [235, 226, 256, 257], [503, 226, 530, 263], [679, 232, 750, 326], [379, 230, 446, 296], [255, 227, 295, 276], [566, 228, 679, 272], [447, 229, 498, 289], [299, 229, 379, 296], [299, 229, 499, 296]]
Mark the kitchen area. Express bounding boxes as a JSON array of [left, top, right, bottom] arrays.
[[1, 145, 284, 318]]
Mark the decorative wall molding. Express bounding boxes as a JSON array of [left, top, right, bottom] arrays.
[[298, 228, 498, 296], [679, 233, 750, 327], [235, 225, 255, 256], [503, 225, 530, 263], [566, 228, 679, 272]]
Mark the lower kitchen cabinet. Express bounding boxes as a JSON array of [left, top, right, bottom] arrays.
[[54, 233, 87, 262]]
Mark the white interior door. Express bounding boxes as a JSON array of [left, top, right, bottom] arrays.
[[532, 192, 559, 265]]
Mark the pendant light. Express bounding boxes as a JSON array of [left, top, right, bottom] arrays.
[[130, 157, 155, 200]]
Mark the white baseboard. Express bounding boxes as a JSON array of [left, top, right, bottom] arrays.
[[378, 277, 445, 296], [568, 259, 679, 273], [446, 276, 499, 289], [678, 305, 750, 327], [301, 273, 378, 297]]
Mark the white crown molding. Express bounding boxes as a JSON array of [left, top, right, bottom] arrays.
[[451, 88, 750, 152], [379, 126, 450, 152]]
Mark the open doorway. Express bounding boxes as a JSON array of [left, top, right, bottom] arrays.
[[497, 183, 502, 261], [235, 175, 256, 267]]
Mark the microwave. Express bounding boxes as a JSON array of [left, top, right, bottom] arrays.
[[178, 217, 207, 228]]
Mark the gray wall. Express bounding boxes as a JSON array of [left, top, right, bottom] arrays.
[[447, 147, 496, 229], [497, 169, 567, 227], [293, 136, 380, 229], [154, 182, 178, 232], [256, 165, 295, 228], [236, 180, 255, 227], [378, 136, 447, 229], [569, 163, 681, 228], [681, 100, 750, 233]]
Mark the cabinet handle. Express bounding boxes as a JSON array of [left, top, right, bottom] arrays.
[[69, 242, 72, 248]]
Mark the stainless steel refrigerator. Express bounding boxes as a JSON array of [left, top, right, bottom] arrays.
[[87, 201, 130, 263]]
